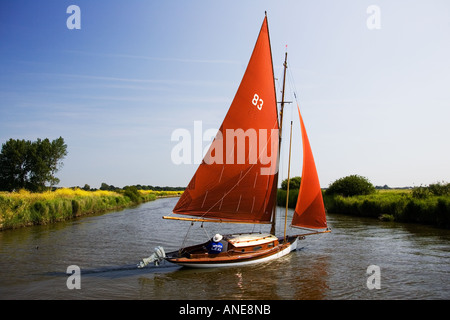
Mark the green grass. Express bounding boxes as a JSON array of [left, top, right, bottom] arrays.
[[0, 188, 180, 230], [276, 189, 299, 210], [323, 190, 450, 228], [277, 188, 450, 229]]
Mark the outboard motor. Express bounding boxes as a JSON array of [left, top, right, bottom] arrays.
[[137, 246, 166, 268]]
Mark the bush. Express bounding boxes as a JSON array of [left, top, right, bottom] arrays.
[[71, 199, 80, 216], [323, 190, 450, 229], [123, 186, 142, 204], [326, 175, 375, 197], [412, 182, 450, 199], [412, 186, 432, 199], [281, 176, 301, 190]]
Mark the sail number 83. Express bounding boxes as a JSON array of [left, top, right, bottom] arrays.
[[252, 93, 263, 110]]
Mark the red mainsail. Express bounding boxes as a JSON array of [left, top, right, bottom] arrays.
[[291, 105, 327, 229], [172, 16, 278, 223]]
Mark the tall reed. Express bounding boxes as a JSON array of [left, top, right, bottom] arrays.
[[277, 188, 450, 228], [323, 191, 450, 228], [0, 188, 168, 230]]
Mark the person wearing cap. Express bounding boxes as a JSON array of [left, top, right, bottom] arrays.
[[206, 234, 224, 254]]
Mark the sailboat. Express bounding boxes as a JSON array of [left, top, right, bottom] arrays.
[[138, 13, 330, 269]]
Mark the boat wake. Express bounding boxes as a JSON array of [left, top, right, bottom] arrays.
[[44, 261, 179, 280]]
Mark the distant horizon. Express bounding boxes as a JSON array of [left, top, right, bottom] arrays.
[[58, 178, 435, 191]]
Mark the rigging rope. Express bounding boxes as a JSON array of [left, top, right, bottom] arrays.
[[201, 222, 211, 240], [179, 221, 194, 252]]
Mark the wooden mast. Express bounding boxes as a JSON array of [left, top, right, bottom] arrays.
[[279, 51, 288, 135], [283, 120, 293, 242], [270, 50, 288, 235]]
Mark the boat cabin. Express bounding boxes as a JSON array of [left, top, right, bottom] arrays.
[[224, 233, 279, 253]]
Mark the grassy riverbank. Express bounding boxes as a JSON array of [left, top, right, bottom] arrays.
[[324, 190, 450, 228], [277, 188, 450, 229], [0, 188, 182, 231]]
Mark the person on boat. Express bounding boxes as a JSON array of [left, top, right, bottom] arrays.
[[206, 234, 224, 254]]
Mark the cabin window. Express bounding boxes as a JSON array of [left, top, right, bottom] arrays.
[[253, 246, 262, 251], [267, 242, 274, 248]]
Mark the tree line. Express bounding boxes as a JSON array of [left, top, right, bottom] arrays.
[[280, 174, 449, 198], [73, 183, 184, 192], [97, 183, 184, 192], [280, 174, 375, 196]]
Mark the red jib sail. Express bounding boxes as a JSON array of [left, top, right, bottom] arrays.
[[172, 16, 278, 223], [291, 105, 328, 229]]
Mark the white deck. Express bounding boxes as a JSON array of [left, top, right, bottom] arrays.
[[225, 233, 278, 248]]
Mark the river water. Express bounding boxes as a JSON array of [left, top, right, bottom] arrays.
[[0, 197, 449, 300]]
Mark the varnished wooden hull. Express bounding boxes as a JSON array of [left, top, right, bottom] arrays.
[[165, 235, 299, 268]]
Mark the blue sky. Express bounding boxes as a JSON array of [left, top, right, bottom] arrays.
[[1, 0, 449, 189]]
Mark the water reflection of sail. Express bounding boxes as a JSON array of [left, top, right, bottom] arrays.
[[292, 255, 330, 299]]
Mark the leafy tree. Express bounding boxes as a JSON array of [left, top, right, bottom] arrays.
[[281, 176, 301, 190], [0, 139, 31, 191], [325, 174, 375, 197], [0, 137, 67, 191], [100, 182, 117, 191], [100, 182, 110, 191]]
